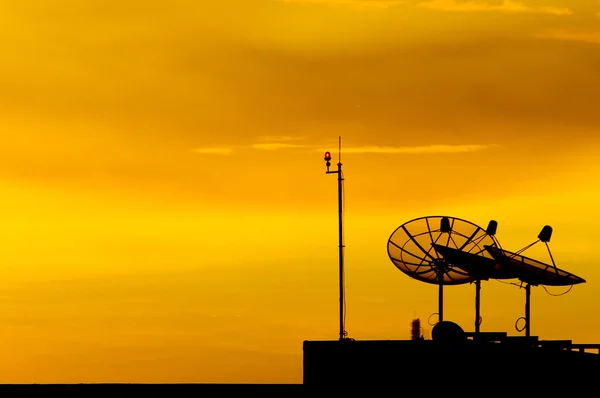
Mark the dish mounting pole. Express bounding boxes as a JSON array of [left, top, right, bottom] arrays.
[[512, 226, 552, 338], [324, 136, 347, 341], [525, 283, 531, 337], [438, 268, 444, 322], [475, 279, 481, 333]]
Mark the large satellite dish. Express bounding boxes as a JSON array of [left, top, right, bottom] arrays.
[[484, 225, 586, 336], [387, 216, 500, 324]]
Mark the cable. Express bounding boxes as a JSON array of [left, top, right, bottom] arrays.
[[341, 169, 348, 337], [494, 279, 523, 288], [492, 270, 574, 296], [428, 313, 439, 326], [542, 285, 573, 296], [514, 239, 539, 256]]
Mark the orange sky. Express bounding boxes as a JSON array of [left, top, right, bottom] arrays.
[[1, 0, 600, 384]]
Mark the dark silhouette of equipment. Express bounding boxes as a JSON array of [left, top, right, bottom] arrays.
[[305, 215, 597, 390], [484, 225, 586, 337], [431, 321, 466, 343], [411, 318, 423, 340], [387, 216, 499, 325]]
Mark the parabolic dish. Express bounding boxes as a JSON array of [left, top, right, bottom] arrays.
[[484, 245, 586, 287], [387, 216, 499, 286], [432, 244, 516, 281]]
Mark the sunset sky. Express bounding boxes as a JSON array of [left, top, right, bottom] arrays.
[[1, 0, 600, 384]]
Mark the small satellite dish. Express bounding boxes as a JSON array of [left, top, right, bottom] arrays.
[[431, 219, 508, 281], [429, 219, 512, 332], [387, 216, 499, 324], [485, 246, 585, 287], [432, 244, 514, 281], [483, 225, 586, 336]]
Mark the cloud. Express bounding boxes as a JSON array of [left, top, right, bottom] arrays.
[[202, 141, 497, 155], [251, 143, 310, 150], [535, 29, 600, 45], [257, 135, 305, 142], [278, 0, 404, 10], [195, 136, 308, 153], [417, 0, 573, 15], [193, 147, 234, 155], [315, 144, 498, 154]]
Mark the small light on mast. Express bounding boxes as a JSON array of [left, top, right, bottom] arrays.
[[324, 151, 332, 171]]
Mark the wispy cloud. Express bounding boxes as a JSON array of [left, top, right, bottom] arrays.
[[193, 147, 234, 155], [257, 135, 305, 142], [196, 142, 498, 155], [252, 135, 309, 150], [535, 29, 600, 45], [251, 143, 310, 150], [417, 0, 573, 15], [315, 144, 498, 154], [278, 0, 404, 10]]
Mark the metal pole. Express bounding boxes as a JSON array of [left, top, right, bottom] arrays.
[[438, 268, 444, 323], [475, 279, 481, 333], [525, 284, 531, 337], [337, 159, 344, 341], [325, 137, 346, 341]]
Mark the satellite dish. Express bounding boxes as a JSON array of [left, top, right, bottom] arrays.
[[485, 246, 585, 287], [432, 244, 514, 281], [484, 225, 586, 337], [432, 242, 517, 331], [387, 216, 500, 324], [430, 219, 514, 333], [431, 219, 510, 280]]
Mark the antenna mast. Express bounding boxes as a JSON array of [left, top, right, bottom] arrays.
[[324, 136, 347, 341]]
